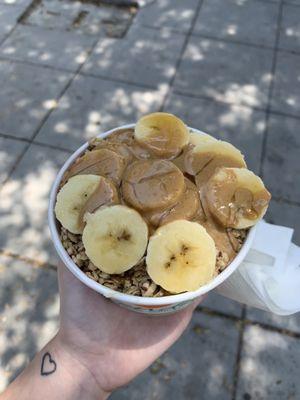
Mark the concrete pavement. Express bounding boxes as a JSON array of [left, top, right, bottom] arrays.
[[0, 0, 300, 398]]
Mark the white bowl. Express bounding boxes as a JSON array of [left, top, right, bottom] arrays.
[[48, 124, 256, 315]]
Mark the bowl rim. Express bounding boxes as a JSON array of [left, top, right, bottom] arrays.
[[48, 123, 256, 306]]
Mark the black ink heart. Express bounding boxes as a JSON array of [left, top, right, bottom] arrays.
[[41, 352, 57, 376]]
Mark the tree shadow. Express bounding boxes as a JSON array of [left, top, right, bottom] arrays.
[[0, 0, 299, 395]]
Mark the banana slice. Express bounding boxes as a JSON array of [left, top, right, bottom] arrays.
[[78, 177, 119, 230], [62, 148, 126, 186], [134, 112, 189, 158], [122, 159, 185, 211], [146, 220, 216, 293], [184, 140, 246, 187], [82, 205, 148, 274], [55, 175, 101, 234], [145, 179, 200, 226], [189, 131, 218, 146], [204, 167, 271, 229]]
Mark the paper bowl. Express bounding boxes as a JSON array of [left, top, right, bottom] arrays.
[[48, 124, 256, 315]]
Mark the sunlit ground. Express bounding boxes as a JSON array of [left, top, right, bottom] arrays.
[[0, 0, 300, 398]]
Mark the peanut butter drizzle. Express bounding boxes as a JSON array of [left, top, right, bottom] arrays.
[[144, 178, 200, 227], [89, 130, 201, 229], [78, 177, 119, 231], [121, 159, 185, 211], [74, 128, 271, 262], [62, 148, 125, 186], [93, 140, 133, 164], [198, 190, 237, 260], [105, 128, 134, 142], [205, 220, 236, 261], [172, 144, 193, 171], [104, 128, 153, 160], [204, 169, 271, 228], [137, 128, 182, 158]]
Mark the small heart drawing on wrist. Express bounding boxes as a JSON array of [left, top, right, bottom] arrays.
[[41, 352, 57, 376]]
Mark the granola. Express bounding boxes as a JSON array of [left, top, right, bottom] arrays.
[[60, 225, 247, 297]]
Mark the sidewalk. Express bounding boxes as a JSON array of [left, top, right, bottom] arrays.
[[0, 0, 300, 398]]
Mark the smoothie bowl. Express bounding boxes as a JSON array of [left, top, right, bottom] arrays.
[[48, 113, 271, 314]]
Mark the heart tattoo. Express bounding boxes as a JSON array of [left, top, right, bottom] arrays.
[[41, 352, 57, 376]]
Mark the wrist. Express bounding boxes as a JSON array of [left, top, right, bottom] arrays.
[[52, 334, 111, 400], [2, 335, 110, 400]]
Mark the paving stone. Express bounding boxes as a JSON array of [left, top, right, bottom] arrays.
[[137, 0, 158, 6], [271, 51, 300, 117], [283, 0, 300, 4], [0, 143, 69, 263], [82, 25, 186, 88], [35, 75, 166, 150], [0, 137, 27, 184], [72, 2, 135, 38], [246, 307, 300, 334], [262, 114, 300, 202], [0, 0, 32, 6], [0, 255, 59, 392], [111, 312, 239, 400], [164, 92, 266, 173], [174, 37, 273, 109], [236, 325, 300, 400], [0, 60, 72, 139], [0, 25, 96, 71], [135, 0, 199, 33], [0, 61, 72, 138], [23, 0, 135, 37], [254, 0, 280, 3], [201, 292, 243, 318], [193, 0, 279, 47], [265, 199, 300, 246], [0, 5, 26, 42], [278, 4, 300, 52], [23, 0, 81, 30]]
